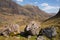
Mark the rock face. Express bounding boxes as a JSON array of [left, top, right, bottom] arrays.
[[39, 26, 57, 38], [0, 24, 20, 37], [24, 21, 40, 36]]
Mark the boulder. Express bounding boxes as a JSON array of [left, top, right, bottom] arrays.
[[8, 24, 20, 34], [0, 24, 20, 37], [39, 26, 57, 38], [24, 21, 40, 36]]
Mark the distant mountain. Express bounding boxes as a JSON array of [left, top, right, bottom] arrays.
[[49, 13, 56, 16]]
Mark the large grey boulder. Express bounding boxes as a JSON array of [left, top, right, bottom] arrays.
[[39, 26, 57, 38], [24, 21, 40, 36]]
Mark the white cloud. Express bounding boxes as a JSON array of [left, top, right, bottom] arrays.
[[16, 0, 23, 2], [40, 3, 59, 13], [40, 3, 59, 10], [41, 3, 48, 7]]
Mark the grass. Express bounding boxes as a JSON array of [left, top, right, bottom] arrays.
[[20, 35, 37, 40], [0, 36, 20, 40], [0, 12, 60, 40]]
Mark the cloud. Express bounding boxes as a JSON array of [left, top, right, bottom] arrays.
[[16, 0, 23, 2], [40, 3, 59, 13], [41, 3, 48, 7], [40, 3, 59, 10]]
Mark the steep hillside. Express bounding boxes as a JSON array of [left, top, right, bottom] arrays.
[[41, 9, 60, 27], [55, 9, 60, 17]]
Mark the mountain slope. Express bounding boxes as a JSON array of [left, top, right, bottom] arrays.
[[0, 0, 50, 21], [23, 4, 51, 21], [0, 0, 51, 32]]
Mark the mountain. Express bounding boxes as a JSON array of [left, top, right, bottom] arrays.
[[0, 0, 51, 32], [0, 0, 51, 20], [23, 4, 51, 21], [49, 13, 56, 16], [0, 0, 33, 15]]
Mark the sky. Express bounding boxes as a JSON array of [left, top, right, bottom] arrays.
[[13, 0, 60, 13]]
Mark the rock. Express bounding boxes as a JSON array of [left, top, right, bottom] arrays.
[[8, 24, 20, 34], [0, 26, 11, 37], [2, 29, 10, 37], [27, 35, 32, 40], [39, 26, 57, 38], [0, 24, 20, 37], [37, 36, 46, 40], [24, 21, 40, 36]]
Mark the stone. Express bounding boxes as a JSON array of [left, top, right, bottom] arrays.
[[37, 36, 46, 40], [0, 24, 20, 37], [24, 21, 40, 36], [0, 26, 11, 37], [8, 24, 20, 34], [39, 26, 57, 38]]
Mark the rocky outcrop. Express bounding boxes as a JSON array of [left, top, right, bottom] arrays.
[[0, 24, 20, 37]]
